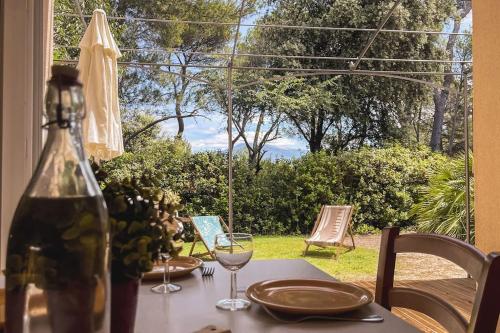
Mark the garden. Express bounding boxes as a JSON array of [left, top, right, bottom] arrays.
[[55, 0, 474, 282], [99, 139, 473, 281]]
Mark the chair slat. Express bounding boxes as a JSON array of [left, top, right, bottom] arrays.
[[389, 287, 468, 333], [376, 227, 500, 333], [394, 233, 485, 281]]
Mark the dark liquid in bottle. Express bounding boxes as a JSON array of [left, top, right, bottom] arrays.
[[6, 196, 108, 333]]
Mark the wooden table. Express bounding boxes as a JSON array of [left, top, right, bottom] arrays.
[[136, 259, 420, 333]]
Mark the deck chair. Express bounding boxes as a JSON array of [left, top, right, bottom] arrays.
[[303, 205, 355, 256], [188, 216, 230, 259]]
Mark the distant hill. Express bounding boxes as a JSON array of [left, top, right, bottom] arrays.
[[233, 143, 305, 160]]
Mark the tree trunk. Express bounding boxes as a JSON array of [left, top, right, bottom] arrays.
[[415, 105, 422, 144], [309, 137, 323, 152], [430, 4, 471, 151], [175, 66, 189, 139], [175, 94, 184, 138], [249, 111, 264, 168], [308, 111, 325, 153], [430, 88, 450, 151]]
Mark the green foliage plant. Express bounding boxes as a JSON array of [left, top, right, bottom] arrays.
[[335, 145, 447, 229], [93, 163, 183, 281], [100, 140, 449, 236], [411, 153, 474, 242]]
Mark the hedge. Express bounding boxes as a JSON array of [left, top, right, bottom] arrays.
[[102, 142, 447, 236]]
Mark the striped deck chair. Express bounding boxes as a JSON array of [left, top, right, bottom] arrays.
[[303, 205, 355, 256], [188, 216, 230, 259]]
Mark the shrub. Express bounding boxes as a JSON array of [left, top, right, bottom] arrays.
[[410, 153, 474, 242], [335, 145, 447, 229], [102, 140, 448, 235]]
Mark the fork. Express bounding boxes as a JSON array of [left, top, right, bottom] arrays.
[[201, 266, 215, 277], [262, 306, 384, 323]]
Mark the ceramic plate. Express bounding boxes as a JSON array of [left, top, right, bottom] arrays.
[[143, 256, 203, 280], [246, 279, 373, 315]]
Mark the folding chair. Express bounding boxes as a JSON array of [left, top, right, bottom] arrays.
[[188, 216, 229, 259], [303, 205, 355, 256]]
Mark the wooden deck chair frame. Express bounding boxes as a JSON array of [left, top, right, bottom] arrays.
[[188, 216, 229, 259], [303, 205, 356, 256]]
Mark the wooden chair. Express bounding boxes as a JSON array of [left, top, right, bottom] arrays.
[[303, 205, 355, 256], [376, 227, 500, 333], [188, 216, 229, 259]]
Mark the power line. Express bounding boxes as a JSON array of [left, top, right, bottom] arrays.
[[54, 58, 464, 75], [236, 71, 458, 92], [55, 12, 472, 36], [55, 45, 472, 65]]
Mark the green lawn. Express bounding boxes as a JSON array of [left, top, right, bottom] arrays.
[[181, 236, 378, 281]]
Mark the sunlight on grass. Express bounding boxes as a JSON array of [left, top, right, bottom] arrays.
[[181, 236, 378, 281]]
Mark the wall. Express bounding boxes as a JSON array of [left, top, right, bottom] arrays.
[[472, 0, 500, 255], [0, 0, 3, 271]]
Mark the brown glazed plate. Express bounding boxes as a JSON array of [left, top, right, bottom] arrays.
[[143, 256, 203, 280], [246, 279, 373, 315]]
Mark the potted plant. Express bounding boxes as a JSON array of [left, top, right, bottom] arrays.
[[93, 165, 183, 333]]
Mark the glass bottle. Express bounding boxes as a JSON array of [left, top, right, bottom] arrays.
[[5, 66, 110, 333]]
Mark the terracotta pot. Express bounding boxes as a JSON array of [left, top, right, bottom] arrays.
[[111, 278, 140, 333]]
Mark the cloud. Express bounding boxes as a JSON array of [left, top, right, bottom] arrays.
[[190, 132, 229, 151], [272, 137, 305, 150], [158, 114, 307, 153]]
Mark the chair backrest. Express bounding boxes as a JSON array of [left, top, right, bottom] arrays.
[[191, 216, 226, 251], [376, 227, 500, 333], [309, 205, 353, 243]]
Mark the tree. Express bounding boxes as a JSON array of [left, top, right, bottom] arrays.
[[265, 77, 345, 152], [444, 33, 472, 155], [429, 1, 472, 152], [54, 0, 167, 131], [116, 0, 254, 139], [121, 111, 162, 152], [198, 69, 283, 171], [245, 0, 455, 152]]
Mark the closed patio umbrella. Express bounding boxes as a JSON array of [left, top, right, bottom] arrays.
[[78, 9, 123, 160]]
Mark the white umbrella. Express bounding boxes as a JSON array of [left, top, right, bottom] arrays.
[[78, 9, 124, 160]]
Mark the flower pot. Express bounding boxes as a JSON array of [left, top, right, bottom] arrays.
[[111, 278, 140, 333]]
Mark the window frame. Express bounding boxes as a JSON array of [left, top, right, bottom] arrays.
[[0, 0, 49, 269]]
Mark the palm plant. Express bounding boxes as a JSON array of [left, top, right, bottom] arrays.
[[410, 153, 474, 242]]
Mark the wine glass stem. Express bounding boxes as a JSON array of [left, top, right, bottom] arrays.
[[165, 259, 171, 285], [230, 271, 237, 300]]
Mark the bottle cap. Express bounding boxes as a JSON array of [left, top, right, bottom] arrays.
[[50, 65, 82, 86]]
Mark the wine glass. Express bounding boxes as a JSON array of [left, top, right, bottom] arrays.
[[214, 233, 253, 311], [151, 251, 182, 294]]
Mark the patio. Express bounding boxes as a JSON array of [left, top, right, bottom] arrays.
[[186, 234, 476, 332], [0, 259, 482, 333], [354, 279, 475, 333]]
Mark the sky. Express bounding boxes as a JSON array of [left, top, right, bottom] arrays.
[[160, 9, 473, 158], [161, 114, 308, 158]]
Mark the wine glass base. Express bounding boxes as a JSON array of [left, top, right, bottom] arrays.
[[151, 283, 182, 294], [216, 298, 251, 311]]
